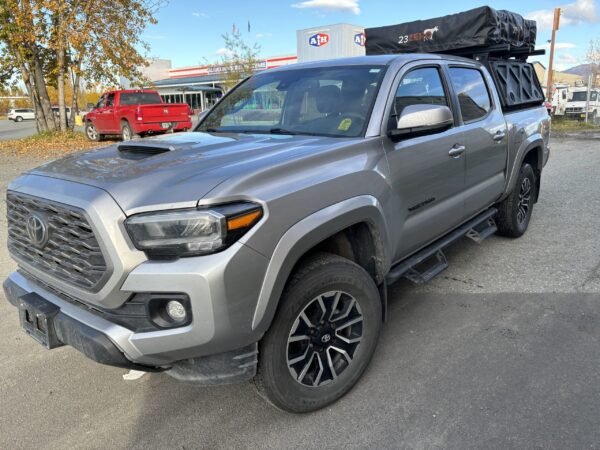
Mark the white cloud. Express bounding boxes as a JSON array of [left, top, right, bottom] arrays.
[[538, 42, 577, 49], [554, 52, 581, 70], [255, 33, 273, 39], [215, 48, 234, 56], [291, 0, 360, 15], [192, 12, 210, 18], [526, 0, 598, 31]]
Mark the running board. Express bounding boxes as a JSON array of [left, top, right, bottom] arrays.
[[386, 208, 497, 286]]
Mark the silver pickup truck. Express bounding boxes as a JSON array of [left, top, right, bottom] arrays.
[[4, 54, 549, 412]]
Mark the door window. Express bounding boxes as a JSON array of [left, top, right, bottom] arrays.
[[393, 67, 449, 117], [105, 93, 115, 107], [448, 68, 492, 122]]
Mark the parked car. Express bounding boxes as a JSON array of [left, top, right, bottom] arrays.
[[4, 52, 550, 412], [565, 87, 600, 123], [7, 108, 35, 122], [84, 89, 192, 141], [51, 106, 72, 120]]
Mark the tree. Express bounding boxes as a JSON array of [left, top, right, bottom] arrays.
[[217, 29, 261, 92], [0, 0, 162, 132], [586, 38, 600, 87]]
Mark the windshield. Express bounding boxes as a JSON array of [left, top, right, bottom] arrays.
[[120, 92, 163, 105], [198, 66, 386, 138], [571, 91, 598, 102]]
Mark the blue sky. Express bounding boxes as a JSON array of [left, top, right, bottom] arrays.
[[144, 0, 600, 70]]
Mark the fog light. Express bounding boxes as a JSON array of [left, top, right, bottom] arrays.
[[165, 300, 187, 322]]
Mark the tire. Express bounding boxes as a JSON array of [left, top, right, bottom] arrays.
[[255, 253, 382, 413], [15, 116, 23, 122], [496, 163, 536, 238], [121, 120, 134, 141], [84, 121, 103, 141]]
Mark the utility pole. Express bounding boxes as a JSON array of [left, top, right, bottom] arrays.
[[546, 8, 561, 102], [585, 74, 592, 123]]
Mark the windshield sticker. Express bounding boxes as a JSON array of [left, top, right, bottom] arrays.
[[338, 118, 352, 131]]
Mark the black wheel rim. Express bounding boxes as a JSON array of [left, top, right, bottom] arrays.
[[286, 290, 363, 388], [517, 177, 532, 225]]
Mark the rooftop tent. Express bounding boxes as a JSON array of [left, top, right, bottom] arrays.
[[365, 7, 545, 110], [365, 6, 538, 59]]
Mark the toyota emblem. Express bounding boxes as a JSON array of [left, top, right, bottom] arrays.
[[26, 213, 49, 248]]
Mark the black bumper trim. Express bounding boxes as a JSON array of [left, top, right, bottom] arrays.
[[3, 278, 165, 373]]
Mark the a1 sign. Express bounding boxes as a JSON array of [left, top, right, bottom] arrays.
[[309, 33, 330, 47], [354, 32, 366, 47]]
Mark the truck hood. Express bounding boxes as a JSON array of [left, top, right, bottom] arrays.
[[28, 131, 351, 213]]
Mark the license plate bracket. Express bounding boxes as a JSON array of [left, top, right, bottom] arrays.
[[18, 293, 64, 349], [161, 122, 172, 129]]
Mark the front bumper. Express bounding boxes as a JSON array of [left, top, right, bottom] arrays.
[[3, 275, 162, 372]]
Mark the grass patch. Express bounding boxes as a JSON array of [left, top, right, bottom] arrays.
[[551, 118, 599, 133], [0, 131, 116, 158]]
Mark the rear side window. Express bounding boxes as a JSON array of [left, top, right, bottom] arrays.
[[394, 67, 448, 116], [448, 68, 491, 122]]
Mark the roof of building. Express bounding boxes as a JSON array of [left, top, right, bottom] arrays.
[[152, 74, 224, 87]]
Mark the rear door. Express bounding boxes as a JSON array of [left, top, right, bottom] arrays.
[[446, 65, 508, 218], [382, 62, 466, 259]]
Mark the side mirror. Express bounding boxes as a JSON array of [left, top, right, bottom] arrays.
[[388, 104, 453, 140]]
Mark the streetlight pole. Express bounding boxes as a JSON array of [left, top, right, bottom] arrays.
[[546, 8, 561, 102]]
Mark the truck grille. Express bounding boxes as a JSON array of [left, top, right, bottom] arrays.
[[7, 192, 110, 292], [566, 107, 583, 113]]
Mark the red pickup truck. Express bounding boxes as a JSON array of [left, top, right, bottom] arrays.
[[84, 89, 192, 141]]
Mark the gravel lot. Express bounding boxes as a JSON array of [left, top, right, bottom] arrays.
[[0, 136, 599, 449]]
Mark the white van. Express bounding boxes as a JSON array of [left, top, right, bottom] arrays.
[[7, 108, 36, 122], [549, 84, 569, 116], [565, 88, 600, 124]]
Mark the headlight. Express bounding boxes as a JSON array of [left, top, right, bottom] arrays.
[[125, 202, 262, 258]]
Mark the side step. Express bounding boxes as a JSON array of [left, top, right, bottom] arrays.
[[386, 208, 497, 286]]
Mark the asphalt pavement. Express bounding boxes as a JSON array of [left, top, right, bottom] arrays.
[[0, 136, 599, 449], [0, 118, 39, 141]]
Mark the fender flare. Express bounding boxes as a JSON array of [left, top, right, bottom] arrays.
[[250, 195, 391, 334], [502, 135, 545, 199]]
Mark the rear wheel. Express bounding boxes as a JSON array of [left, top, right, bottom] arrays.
[[255, 253, 382, 413], [84, 121, 103, 141], [121, 120, 134, 141], [496, 163, 536, 238]]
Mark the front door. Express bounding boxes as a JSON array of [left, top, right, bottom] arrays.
[[383, 64, 466, 260], [95, 93, 116, 133]]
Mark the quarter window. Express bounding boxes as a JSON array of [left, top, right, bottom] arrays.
[[394, 67, 448, 116], [448, 68, 492, 122]]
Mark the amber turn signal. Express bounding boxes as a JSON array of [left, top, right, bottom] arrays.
[[227, 209, 262, 231]]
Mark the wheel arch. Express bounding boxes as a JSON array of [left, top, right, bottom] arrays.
[[503, 137, 544, 201], [250, 195, 391, 335]]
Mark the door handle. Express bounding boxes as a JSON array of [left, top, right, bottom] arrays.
[[493, 130, 506, 141], [448, 145, 466, 158]]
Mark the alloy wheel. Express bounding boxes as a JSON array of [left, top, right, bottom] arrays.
[[517, 177, 532, 224], [86, 124, 97, 140], [286, 290, 363, 387]]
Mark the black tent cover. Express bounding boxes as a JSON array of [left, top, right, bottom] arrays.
[[365, 6, 537, 57]]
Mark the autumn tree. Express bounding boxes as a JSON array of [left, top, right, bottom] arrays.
[[587, 38, 600, 87], [217, 29, 261, 92], [0, 0, 162, 132]]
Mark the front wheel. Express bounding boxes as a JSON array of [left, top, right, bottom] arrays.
[[255, 253, 382, 413], [15, 116, 23, 122], [84, 121, 103, 141], [496, 163, 537, 238]]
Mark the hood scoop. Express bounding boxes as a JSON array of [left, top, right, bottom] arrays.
[[118, 143, 174, 160]]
